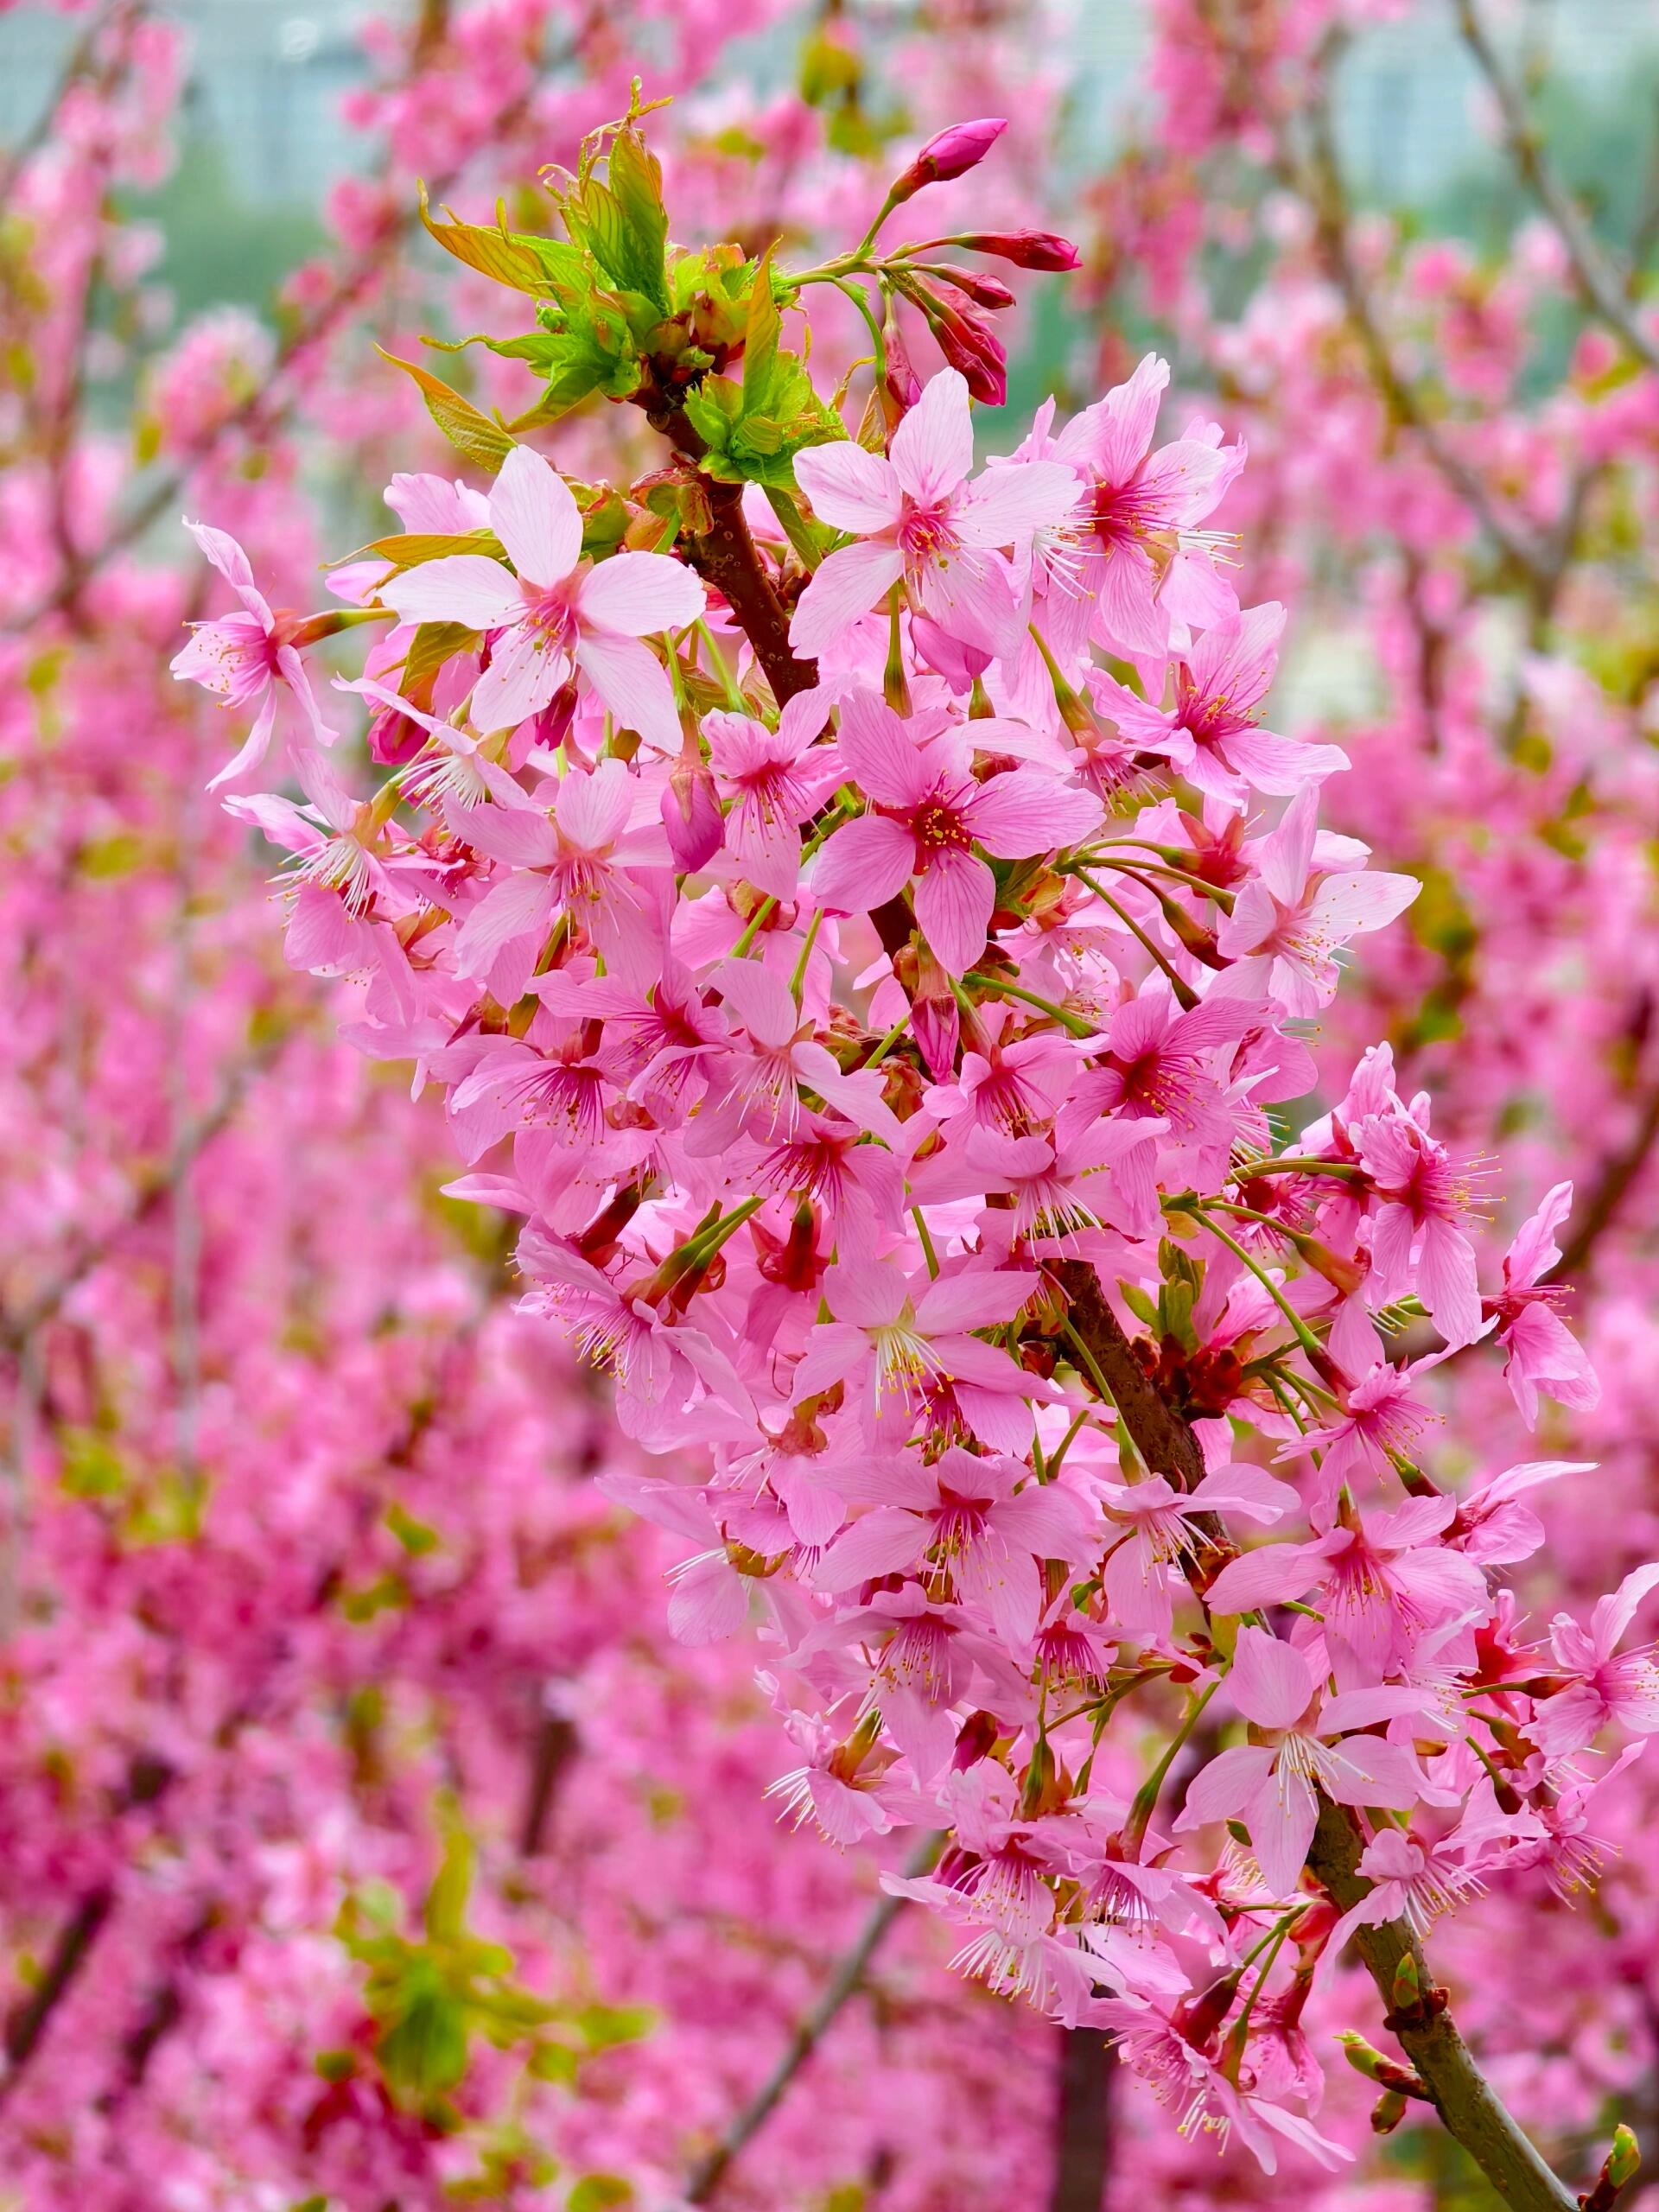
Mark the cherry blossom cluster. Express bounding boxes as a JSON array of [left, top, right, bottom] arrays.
[[179, 99, 1650, 2183]]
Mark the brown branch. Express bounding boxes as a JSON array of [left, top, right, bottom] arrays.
[[1551, 1069, 1659, 1284], [683, 1831, 943, 2203], [0, 1885, 112, 2094], [0, 1033, 291, 1354], [1306, 1799, 1575, 2211], [518, 1709, 579, 1857], [1295, 56, 1558, 590], [1061, 1248, 1580, 2209], [1055, 1260, 1205, 1490], [1454, 0, 1659, 380], [1049, 2026, 1116, 2212]]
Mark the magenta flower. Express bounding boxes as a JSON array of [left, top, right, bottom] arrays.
[[810, 1445, 1091, 1644], [1486, 1181, 1600, 1426], [1175, 1629, 1427, 1895], [1354, 1109, 1484, 1348], [1027, 355, 1247, 659], [452, 757, 672, 995], [1217, 786, 1421, 1017], [1109, 603, 1347, 810], [171, 519, 333, 791], [1205, 1497, 1489, 1688], [687, 955, 901, 1154], [380, 444, 705, 744], [1320, 1827, 1485, 1970], [790, 370, 1078, 658], [702, 689, 842, 898], [1099, 1463, 1295, 1640], [1533, 1563, 1659, 1758], [810, 690, 1103, 975], [791, 1254, 1038, 1440]]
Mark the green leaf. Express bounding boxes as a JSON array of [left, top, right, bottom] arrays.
[[574, 2001, 657, 2051], [361, 529, 504, 570], [402, 621, 477, 696], [424, 1829, 474, 1945], [377, 348, 513, 473], [1118, 1281, 1160, 1333], [378, 1977, 469, 2100], [417, 182, 550, 295], [568, 2178, 633, 2212], [742, 245, 781, 413], [385, 1500, 441, 1556], [604, 127, 671, 310]]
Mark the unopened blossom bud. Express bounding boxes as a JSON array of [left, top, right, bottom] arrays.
[[944, 228, 1081, 271], [888, 118, 1007, 203], [926, 292, 1007, 405], [365, 702, 427, 766], [910, 613, 993, 696], [1336, 2031, 1427, 2100], [1370, 2088, 1408, 2135], [918, 264, 1016, 311], [661, 740, 723, 871], [879, 297, 920, 429], [1582, 2126, 1642, 2212]]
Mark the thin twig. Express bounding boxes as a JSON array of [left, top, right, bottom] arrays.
[[2, 17, 594, 639], [1454, 0, 1659, 378], [683, 1831, 944, 2203], [0, 1033, 291, 1353]]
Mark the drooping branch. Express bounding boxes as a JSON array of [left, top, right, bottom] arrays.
[[683, 1832, 944, 2203], [1454, 0, 1659, 381], [0, 1033, 291, 1355], [1061, 1255, 1580, 2211], [1306, 1799, 1576, 2212]]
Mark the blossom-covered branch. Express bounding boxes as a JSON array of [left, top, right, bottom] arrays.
[[181, 87, 1649, 2202]]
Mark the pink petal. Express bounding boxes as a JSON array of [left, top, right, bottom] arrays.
[[967, 768, 1103, 857], [810, 814, 916, 917], [488, 445, 582, 585], [836, 689, 934, 809], [381, 554, 520, 631], [472, 626, 567, 732], [813, 1507, 929, 1591], [578, 550, 707, 637], [794, 441, 905, 533], [183, 517, 273, 624], [957, 459, 1080, 547], [1228, 1624, 1314, 1731], [1176, 1742, 1275, 1827], [574, 630, 681, 752], [789, 539, 906, 657], [889, 368, 974, 505], [914, 846, 995, 976]]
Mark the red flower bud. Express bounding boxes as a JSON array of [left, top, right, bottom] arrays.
[[948, 228, 1081, 272], [889, 118, 1007, 202]]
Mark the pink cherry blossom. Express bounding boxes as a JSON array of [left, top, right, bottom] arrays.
[[381, 444, 705, 744], [791, 370, 1078, 658]]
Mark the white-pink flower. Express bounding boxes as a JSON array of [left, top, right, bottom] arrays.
[[172, 520, 334, 790], [380, 444, 705, 744]]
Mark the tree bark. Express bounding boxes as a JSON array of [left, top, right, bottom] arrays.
[[1049, 2026, 1115, 2212]]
